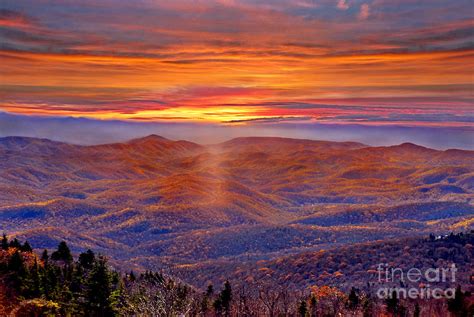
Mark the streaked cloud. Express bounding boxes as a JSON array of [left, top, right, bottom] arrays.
[[0, 0, 472, 130], [0, 9, 40, 30], [317, 113, 474, 124]]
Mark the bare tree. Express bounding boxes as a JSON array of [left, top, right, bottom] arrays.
[[258, 285, 281, 317]]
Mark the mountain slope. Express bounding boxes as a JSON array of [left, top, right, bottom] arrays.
[[0, 135, 473, 278]]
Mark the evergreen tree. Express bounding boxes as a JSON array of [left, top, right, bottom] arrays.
[[201, 284, 214, 314], [385, 290, 399, 315], [8, 250, 26, 273], [206, 284, 214, 297], [9, 238, 22, 249], [298, 299, 308, 317], [447, 286, 468, 317], [214, 282, 232, 317], [85, 256, 115, 316], [70, 264, 85, 295], [108, 276, 125, 316], [51, 241, 73, 264], [348, 287, 359, 310], [42, 263, 61, 300], [29, 258, 42, 297], [41, 249, 49, 264], [59, 283, 75, 314], [220, 281, 232, 317], [79, 249, 95, 270], [8, 250, 27, 293], [21, 240, 33, 252], [1, 233, 8, 250], [310, 295, 318, 317]]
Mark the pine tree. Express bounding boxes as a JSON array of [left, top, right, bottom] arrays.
[[41, 249, 49, 261], [42, 263, 60, 300], [206, 284, 214, 297], [298, 300, 308, 317], [8, 250, 26, 273], [59, 283, 76, 315], [201, 284, 214, 314], [447, 285, 467, 317], [51, 241, 73, 264], [9, 238, 22, 249], [108, 276, 125, 316], [214, 282, 231, 317], [70, 264, 85, 295], [220, 281, 232, 317], [386, 290, 399, 315], [348, 287, 359, 310], [1, 233, 8, 250], [29, 258, 42, 297], [79, 249, 95, 270], [8, 250, 27, 293], [85, 256, 114, 316], [21, 240, 33, 252], [310, 294, 318, 317]]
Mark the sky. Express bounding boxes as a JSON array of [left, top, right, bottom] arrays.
[[0, 0, 473, 147]]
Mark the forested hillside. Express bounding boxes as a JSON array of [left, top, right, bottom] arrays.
[[176, 232, 474, 293], [1, 136, 473, 273], [1, 233, 473, 316]]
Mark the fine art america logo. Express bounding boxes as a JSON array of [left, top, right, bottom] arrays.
[[375, 263, 457, 299]]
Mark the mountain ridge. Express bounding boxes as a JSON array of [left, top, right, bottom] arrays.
[[3, 134, 473, 153], [0, 134, 473, 286]]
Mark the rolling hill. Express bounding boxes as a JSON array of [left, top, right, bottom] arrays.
[[0, 135, 473, 287]]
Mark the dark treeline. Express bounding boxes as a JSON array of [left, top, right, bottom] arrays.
[[0, 233, 472, 316]]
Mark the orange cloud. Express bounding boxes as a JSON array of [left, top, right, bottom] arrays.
[[0, 9, 35, 29], [358, 3, 370, 20], [337, 0, 349, 10], [0, 1, 472, 127]]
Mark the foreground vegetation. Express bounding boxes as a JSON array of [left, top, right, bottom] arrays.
[[0, 233, 473, 316]]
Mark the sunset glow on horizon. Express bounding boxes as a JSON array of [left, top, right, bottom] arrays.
[[0, 0, 473, 126]]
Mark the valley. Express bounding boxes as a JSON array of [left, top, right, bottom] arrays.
[[0, 135, 473, 289]]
